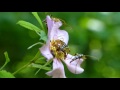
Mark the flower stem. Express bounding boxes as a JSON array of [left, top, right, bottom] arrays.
[[12, 51, 41, 75], [12, 62, 31, 75]]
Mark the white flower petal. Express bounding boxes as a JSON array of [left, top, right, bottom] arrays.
[[63, 54, 84, 74], [39, 40, 53, 61], [46, 15, 68, 44], [40, 16, 68, 61], [46, 15, 54, 39], [46, 15, 53, 32], [46, 15, 62, 32], [53, 29, 69, 45], [46, 58, 66, 78], [46, 15, 62, 41]]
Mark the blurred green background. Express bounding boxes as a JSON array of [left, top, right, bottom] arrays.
[[0, 12, 120, 78]]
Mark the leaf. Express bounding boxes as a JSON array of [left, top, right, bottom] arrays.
[[17, 20, 42, 32], [27, 42, 44, 50], [30, 63, 51, 71], [32, 12, 44, 31], [17, 20, 47, 43], [0, 51, 10, 70], [39, 31, 47, 42], [35, 57, 46, 64], [36, 30, 47, 42], [35, 59, 53, 75], [4, 51, 10, 63], [0, 70, 15, 78]]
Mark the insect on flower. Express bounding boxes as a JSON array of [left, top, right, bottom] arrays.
[[50, 39, 70, 60], [51, 16, 72, 30], [70, 53, 86, 63], [40, 15, 84, 78], [43, 15, 72, 31], [51, 17, 61, 22], [70, 53, 99, 63], [43, 15, 62, 26], [69, 53, 98, 74]]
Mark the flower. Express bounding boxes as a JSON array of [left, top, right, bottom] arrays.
[[40, 15, 84, 78]]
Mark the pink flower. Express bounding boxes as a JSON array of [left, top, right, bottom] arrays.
[[40, 15, 84, 78]]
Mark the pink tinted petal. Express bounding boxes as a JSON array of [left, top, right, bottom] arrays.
[[40, 16, 67, 61], [46, 15, 53, 32], [46, 58, 66, 78], [39, 40, 53, 61], [53, 29, 69, 45], [46, 15, 54, 39], [63, 54, 84, 74], [46, 15, 62, 33], [46, 15, 63, 41]]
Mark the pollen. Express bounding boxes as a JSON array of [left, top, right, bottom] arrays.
[[50, 39, 70, 60]]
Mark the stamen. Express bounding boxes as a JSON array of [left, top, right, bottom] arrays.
[[50, 39, 70, 61]]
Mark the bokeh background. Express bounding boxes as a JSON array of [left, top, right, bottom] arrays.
[[0, 12, 120, 78]]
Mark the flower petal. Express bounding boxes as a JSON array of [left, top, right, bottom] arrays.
[[46, 15, 69, 44], [46, 15, 53, 32], [53, 29, 69, 45], [46, 15, 62, 41], [39, 40, 53, 61], [40, 16, 68, 61], [46, 58, 66, 78], [63, 54, 84, 74]]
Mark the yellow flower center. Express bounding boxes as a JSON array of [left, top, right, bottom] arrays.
[[50, 39, 70, 60]]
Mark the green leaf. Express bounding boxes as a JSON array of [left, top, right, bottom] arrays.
[[17, 20, 42, 32], [35, 57, 46, 64], [0, 51, 10, 70], [30, 63, 51, 71], [17, 20, 47, 42], [0, 70, 15, 78], [39, 31, 47, 42], [35, 59, 53, 75], [32, 12, 44, 31], [36, 30, 47, 42], [4, 51, 10, 63]]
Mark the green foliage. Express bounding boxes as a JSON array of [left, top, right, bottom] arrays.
[[35, 57, 46, 64], [0, 51, 15, 78], [39, 30, 47, 42], [31, 12, 47, 41], [35, 60, 53, 75], [17, 13, 47, 45], [30, 63, 51, 71], [4, 52, 10, 62], [31, 51, 43, 62], [32, 12, 44, 30], [0, 52, 10, 70], [27, 42, 44, 50], [12, 51, 46, 75], [0, 70, 15, 78], [17, 20, 41, 32]]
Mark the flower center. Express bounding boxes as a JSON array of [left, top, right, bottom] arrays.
[[50, 39, 70, 60]]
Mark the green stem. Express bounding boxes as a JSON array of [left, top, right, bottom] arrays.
[[12, 62, 31, 75], [35, 59, 52, 75], [12, 51, 41, 75], [0, 63, 7, 70]]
